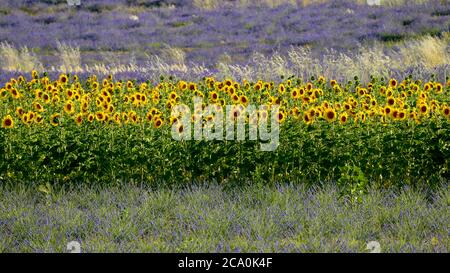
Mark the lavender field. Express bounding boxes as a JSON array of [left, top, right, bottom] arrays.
[[0, 0, 449, 254], [0, 184, 449, 252], [0, 0, 449, 83]]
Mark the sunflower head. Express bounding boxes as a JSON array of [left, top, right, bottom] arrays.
[[64, 101, 75, 115], [303, 112, 313, 125], [339, 113, 348, 125], [324, 109, 336, 122], [154, 118, 163, 128], [59, 74, 68, 85], [2, 115, 14, 128], [418, 104, 429, 115], [389, 79, 397, 88], [96, 111, 106, 122], [74, 113, 83, 126], [276, 111, 286, 123], [50, 113, 61, 126]]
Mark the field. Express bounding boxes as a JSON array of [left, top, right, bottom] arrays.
[[1, 184, 449, 252], [0, 0, 449, 253]]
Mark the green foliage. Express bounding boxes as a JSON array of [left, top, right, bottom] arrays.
[[0, 118, 448, 189], [338, 165, 368, 202]]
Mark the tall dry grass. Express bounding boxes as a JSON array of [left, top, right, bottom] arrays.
[[0, 42, 43, 72], [56, 41, 82, 73], [1, 34, 448, 82], [192, 0, 437, 9]]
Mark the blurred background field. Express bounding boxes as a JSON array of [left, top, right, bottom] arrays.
[[0, 0, 449, 83]]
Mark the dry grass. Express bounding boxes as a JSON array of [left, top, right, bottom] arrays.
[[398, 34, 450, 69], [192, 0, 436, 9], [217, 34, 449, 82], [2, 34, 448, 82], [0, 42, 43, 72], [56, 42, 82, 73]]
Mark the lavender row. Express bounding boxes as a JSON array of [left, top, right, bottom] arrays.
[[1, 0, 448, 66]]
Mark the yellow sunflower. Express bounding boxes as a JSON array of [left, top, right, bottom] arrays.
[[1, 115, 14, 128], [324, 108, 336, 122], [50, 113, 61, 126]]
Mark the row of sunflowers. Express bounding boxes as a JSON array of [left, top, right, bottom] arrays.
[[1, 72, 450, 130]]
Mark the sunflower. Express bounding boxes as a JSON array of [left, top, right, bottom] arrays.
[[0, 88, 7, 99], [441, 106, 450, 118], [357, 88, 366, 96], [387, 96, 395, 106], [42, 93, 50, 103], [230, 106, 241, 120], [384, 106, 392, 116], [52, 95, 60, 105], [188, 83, 197, 91], [359, 112, 366, 123], [298, 88, 305, 96], [5, 82, 13, 90], [418, 104, 429, 115], [389, 79, 397, 88], [74, 113, 83, 126], [169, 116, 179, 125], [398, 110, 406, 120], [141, 94, 147, 104], [95, 111, 105, 122], [50, 113, 61, 126], [303, 112, 313, 125], [154, 118, 163, 128], [129, 112, 139, 124], [254, 83, 262, 91], [392, 109, 399, 119], [64, 101, 75, 115], [166, 100, 174, 110], [11, 88, 21, 99], [343, 103, 352, 111], [231, 94, 239, 103], [107, 105, 115, 113], [35, 114, 44, 124], [27, 111, 36, 122], [145, 111, 154, 123], [210, 91, 219, 102], [240, 95, 249, 105], [92, 81, 99, 90], [291, 88, 300, 99], [330, 79, 337, 87], [339, 113, 348, 124], [103, 113, 110, 123], [59, 74, 68, 85], [324, 108, 336, 122], [409, 110, 417, 119], [31, 70, 39, 79], [276, 111, 286, 123], [16, 107, 25, 117], [84, 113, 93, 123], [278, 84, 286, 94], [178, 81, 188, 91], [2, 115, 14, 128], [80, 101, 89, 113], [176, 123, 185, 134], [290, 107, 300, 119]]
